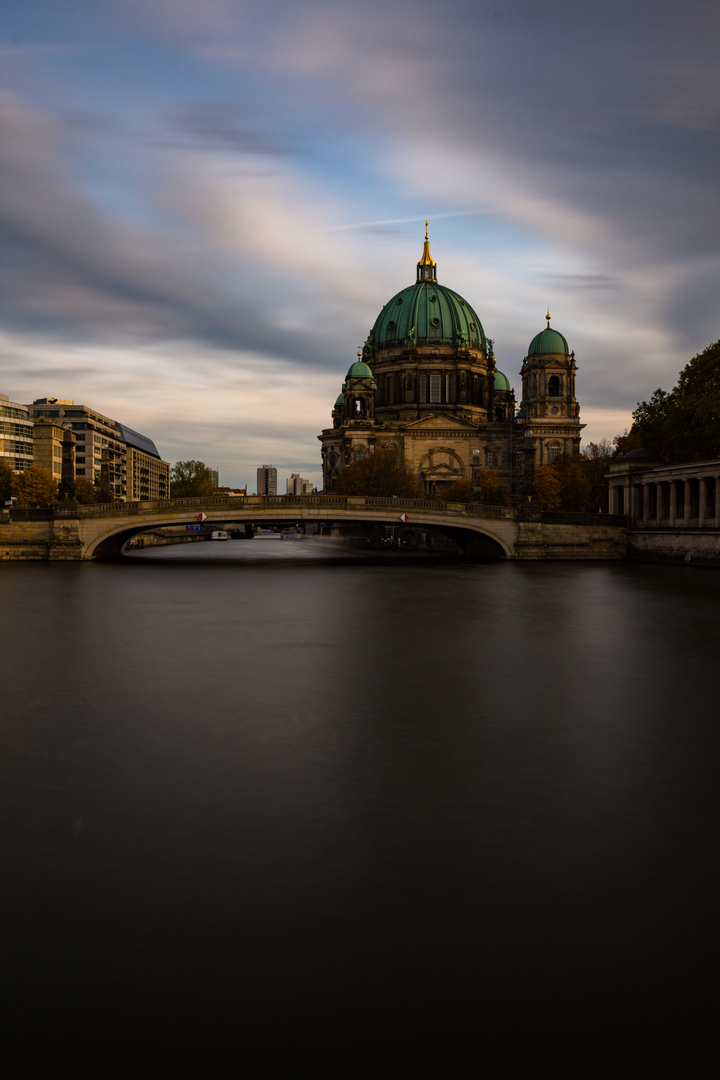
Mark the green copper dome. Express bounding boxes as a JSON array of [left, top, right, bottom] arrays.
[[494, 369, 511, 393], [528, 316, 569, 356], [335, 392, 344, 405], [370, 282, 487, 352], [346, 359, 374, 379]]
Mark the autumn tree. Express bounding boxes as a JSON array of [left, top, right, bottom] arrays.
[[612, 429, 642, 459], [94, 472, 115, 503], [170, 460, 215, 498], [630, 339, 720, 462], [439, 478, 473, 502], [533, 465, 563, 511], [534, 454, 591, 512], [0, 460, 14, 503], [332, 450, 422, 497], [580, 440, 616, 512], [476, 467, 510, 506], [13, 465, 58, 508], [75, 476, 98, 504]]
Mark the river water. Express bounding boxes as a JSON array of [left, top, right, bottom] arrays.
[[2, 539, 719, 1071]]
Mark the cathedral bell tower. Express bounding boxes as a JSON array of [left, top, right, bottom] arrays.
[[519, 312, 584, 464], [342, 352, 376, 422]]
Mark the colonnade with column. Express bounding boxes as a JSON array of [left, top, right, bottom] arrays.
[[608, 464, 720, 528]]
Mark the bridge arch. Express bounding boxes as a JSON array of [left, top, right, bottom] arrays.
[[79, 496, 517, 560]]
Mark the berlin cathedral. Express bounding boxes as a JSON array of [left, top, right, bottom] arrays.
[[319, 226, 584, 497]]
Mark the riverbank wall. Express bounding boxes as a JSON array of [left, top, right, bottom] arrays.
[[628, 529, 720, 566]]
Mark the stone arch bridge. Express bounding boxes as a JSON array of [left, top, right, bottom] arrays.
[[1, 494, 627, 561]]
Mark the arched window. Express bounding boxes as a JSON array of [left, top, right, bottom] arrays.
[[548, 375, 561, 397], [547, 443, 561, 463]]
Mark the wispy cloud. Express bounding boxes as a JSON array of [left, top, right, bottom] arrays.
[[2, 1, 719, 484]]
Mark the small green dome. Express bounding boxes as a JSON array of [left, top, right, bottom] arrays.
[[335, 392, 344, 405], [528, 318, 569, 356], [346, 359, 374, 379], [370, 281, 487, 352], [494, 370, 511, 393]]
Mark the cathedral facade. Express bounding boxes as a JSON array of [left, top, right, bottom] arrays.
[[319, 228, 583, 498]]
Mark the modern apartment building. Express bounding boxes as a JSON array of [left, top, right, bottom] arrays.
[[117, 423, 170, 501], [256, 464, 277, 495], [32, 418, 76, 483], [28, 399, 169, 501], [0, 394, 34, 472], [286, 473, 314, 495]]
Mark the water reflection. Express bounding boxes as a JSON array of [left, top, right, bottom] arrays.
[[2, 545, 719, 1070]]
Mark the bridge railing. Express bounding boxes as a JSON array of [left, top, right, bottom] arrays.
[[71, 493, 517, 519]]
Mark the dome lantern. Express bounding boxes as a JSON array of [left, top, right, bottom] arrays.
[[368, 229, 487, 353], [527, 311, 570, 356], [416, 220, 437, 283]]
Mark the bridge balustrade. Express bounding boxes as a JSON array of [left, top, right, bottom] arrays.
[[71, 494, 517, 519]]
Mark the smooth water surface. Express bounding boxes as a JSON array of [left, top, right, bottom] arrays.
[[2, 539, 719, 1070]]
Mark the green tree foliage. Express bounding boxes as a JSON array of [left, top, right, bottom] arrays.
[[631, 339, 720, 462], [332, 449, 422, 497], [170, 460, 215, 498], [13, 465, 59, 508]]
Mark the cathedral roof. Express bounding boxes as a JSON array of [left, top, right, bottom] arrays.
[[494, 369, 512, 393], [528, 313, 569, 356], [368, 227, 487, 353], [346, 359, 374, 380]]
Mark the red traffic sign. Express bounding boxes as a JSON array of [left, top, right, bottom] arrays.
[[197, 512, 207, 521], [399, 513, 409, 522]]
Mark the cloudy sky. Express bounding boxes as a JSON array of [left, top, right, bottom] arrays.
[[1, 1, 718, 489]]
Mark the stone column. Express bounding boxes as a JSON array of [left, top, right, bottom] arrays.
[[642, 484, 651, 524], [684, 480, 692, 526], [656, 482, 663, 523], [669, 480, 677, 525], [715, 476, 720, 528], [631, 483, 641, 524], [699, 477, 708, 526]]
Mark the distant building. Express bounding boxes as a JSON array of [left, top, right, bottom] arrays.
[[257, 464, 277, 495], [216, 486, 247, 497], [27, 399, 169, 501], [209, 469, 219, 488], [0, 393, 34, 472], [32, 418, 76, 484], [286, 473, 314, 495]]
